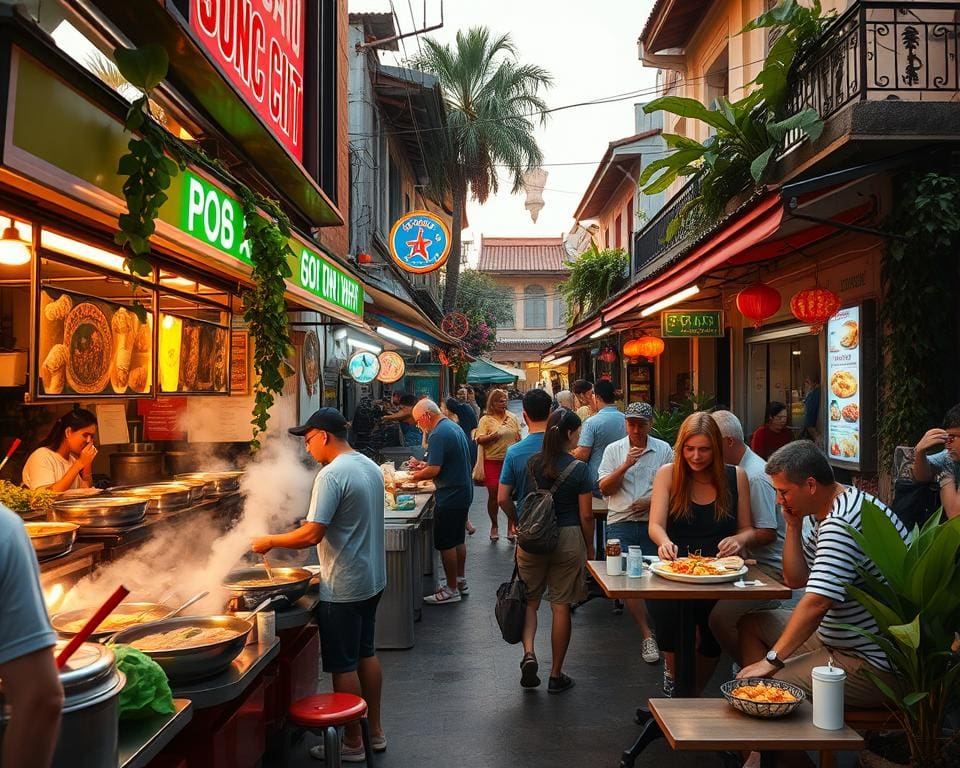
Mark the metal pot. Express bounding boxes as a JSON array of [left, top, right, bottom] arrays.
[[52, 496, 148, 528], [108, 483, 193, 513], [23, 522, 78, 560], [0, 641, 126, 768], [222, 566, 313, 609], [110, 615, 251, 682], [110, 445, 164, 486], [168, 477, 206, 503], [174, 471, 243, 496], [164, 450, 195, 477], [51, 602, 172, 642]]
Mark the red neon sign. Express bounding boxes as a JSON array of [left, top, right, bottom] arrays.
[[190, 0, 305, 161]]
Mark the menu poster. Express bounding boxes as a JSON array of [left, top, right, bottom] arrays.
[[137, 397, 188, 441], [231, 331, 249, 394], [826, 306, 861, 465], [37, 288, 153, 398], [159, 314, 230, 394]]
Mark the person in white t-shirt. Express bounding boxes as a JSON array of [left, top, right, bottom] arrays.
[[22, 407, 98, 491]]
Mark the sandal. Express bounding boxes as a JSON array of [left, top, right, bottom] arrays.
[[520, 652, 540, 688], [548, 673, 575, 694], [490, 528, 499, 542]]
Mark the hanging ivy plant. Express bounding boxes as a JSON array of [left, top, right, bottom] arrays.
[[879, 172, 960, 463], [112, 44, 295, 449]]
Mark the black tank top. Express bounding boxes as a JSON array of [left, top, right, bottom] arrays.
[[666, 464, 739, 557]]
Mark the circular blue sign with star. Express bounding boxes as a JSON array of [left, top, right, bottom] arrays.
[[389, 210, 451, 274], [348, 351, 380, 383]]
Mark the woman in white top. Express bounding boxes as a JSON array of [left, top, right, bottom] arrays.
[[22, 407, 98, 491]]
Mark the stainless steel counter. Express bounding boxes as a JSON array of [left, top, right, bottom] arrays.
[[170, 639, 280, 710], [118, 699, 192, 768]]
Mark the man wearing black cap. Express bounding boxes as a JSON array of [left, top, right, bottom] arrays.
[[252, 407, 387, 761]]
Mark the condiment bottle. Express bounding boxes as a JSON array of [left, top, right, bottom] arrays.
[[812, 660, 846, 730], [605, 538, 622, 576], [627, 545, 644, 578]]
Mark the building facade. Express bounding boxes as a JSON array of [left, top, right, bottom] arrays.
[[477, 236, 570, 391]]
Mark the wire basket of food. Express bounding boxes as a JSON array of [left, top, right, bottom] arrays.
[[721, 678, 805, 718]]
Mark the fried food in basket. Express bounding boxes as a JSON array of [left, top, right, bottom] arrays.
[[731, 682, 798, 703]]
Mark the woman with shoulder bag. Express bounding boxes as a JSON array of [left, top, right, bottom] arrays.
[[474, 389, 521, 541], [515, 408, 594, 694]]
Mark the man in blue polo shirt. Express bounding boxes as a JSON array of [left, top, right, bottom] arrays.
[[573, 379, 626, 493], [498, 389, 553, 525]]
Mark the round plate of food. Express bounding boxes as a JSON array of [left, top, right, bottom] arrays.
[[64, 302, 112, 394], [650, 556, 748, 583]]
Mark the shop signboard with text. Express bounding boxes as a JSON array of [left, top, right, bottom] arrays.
[[825, 306, 861, 466], [389, 211, 451, 274], [660, 310, 724, 338], [190, 0, 305, 160]]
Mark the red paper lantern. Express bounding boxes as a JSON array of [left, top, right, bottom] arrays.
[[625, 335, 665, 361], [790, 287, 841, 334], [736, 282, 781, 328], [598, 347, 617, 364]]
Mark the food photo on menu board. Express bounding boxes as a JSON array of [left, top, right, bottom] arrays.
[[826, 306, 860, 463], [37, 289, 153, 397], [158, 313, 229, 394]]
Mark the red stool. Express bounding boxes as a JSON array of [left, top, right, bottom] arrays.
[[289, 693, 375, 766]]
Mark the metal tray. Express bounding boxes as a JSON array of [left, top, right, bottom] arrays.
[[174, 472, 242, 496], [24, 522, 78, 560], [52, 496, 148, 528], [108, 483, 193, 513]]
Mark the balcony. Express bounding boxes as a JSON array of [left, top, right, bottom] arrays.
[[632, 174, 707, 276], [783, 1, 960, 149]]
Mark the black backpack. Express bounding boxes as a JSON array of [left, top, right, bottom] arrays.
[[516, 456, 581, 554]]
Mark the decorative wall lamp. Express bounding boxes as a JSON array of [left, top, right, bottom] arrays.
[[0, 219, 32, 266]]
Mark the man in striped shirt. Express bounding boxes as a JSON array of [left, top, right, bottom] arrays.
[[736, 441, 908, 708]]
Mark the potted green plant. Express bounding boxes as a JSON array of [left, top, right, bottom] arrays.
[[843, 504, 960, 767]]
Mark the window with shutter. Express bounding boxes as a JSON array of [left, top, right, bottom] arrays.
[[524, 285, 547, 329]]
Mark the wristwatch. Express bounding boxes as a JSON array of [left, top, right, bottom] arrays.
[[765, 650, 785, 669]]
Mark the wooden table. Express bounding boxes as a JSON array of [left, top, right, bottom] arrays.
[[587, 561, 793, 768], [649, 698, 863, 767]]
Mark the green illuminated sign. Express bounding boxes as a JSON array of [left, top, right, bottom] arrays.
[[661, 310, 724, 338]]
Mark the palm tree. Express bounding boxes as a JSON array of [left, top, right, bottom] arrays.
[[412, 28, 552, 311]]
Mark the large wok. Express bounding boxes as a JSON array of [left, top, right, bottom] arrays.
[[51, 602, 171, 642], [24, 522, 78, 560], [110, 615, 251, 682], [222, 566, 312, 609]]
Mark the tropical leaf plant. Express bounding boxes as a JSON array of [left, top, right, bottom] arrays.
[[557, 243, 628, 324], [839, 504, 960, 767], [410, 28, 553, 311], [638, 0, 834, 240]]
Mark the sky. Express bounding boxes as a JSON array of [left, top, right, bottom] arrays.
[[349, 0, 659, 263]]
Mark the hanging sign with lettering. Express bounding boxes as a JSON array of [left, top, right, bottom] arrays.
[[389, 210, 451, 274], [190, 0, 305, 160], [660, 310, 724, 338]]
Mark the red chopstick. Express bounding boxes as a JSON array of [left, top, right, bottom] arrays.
[[56, 585, 130, 668]]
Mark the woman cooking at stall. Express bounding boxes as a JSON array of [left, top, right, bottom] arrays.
[[22, 407, 98, 491]]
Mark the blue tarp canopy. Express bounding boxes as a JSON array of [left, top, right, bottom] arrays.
[[466, 358, 521, 384]]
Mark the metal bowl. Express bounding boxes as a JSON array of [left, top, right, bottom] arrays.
[[52, 496, 148, 528], [721, 678, 806, 719], [24, 522, 78, 560], [222, 566, 313, 609], [108, 483, 193, 513], [52, 602, 172, 642], [110, 615, 251, 682], [174, 472, 242, 496], [167, 477, 206, 503]]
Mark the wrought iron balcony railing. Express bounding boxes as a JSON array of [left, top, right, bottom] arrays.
[[783, 1, 960, 149], [631, 173, 706, 276]]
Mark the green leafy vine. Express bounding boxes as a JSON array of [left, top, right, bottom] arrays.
[[112, 45, 294, 449], [879, 172, 960, 464]]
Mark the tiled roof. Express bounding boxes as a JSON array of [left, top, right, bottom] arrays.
[[494, 338, 562, 352], [477, 237, 570, 273]]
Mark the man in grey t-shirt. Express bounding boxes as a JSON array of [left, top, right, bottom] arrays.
[[253, 408, 387, 761], [0, 503, 64, 768], [573, 379, 626, 493]]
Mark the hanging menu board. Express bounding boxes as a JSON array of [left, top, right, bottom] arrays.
[[825, 306, 861, 466], [158, 314, 230, 394]]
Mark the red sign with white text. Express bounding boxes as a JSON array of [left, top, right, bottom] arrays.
[[190, 0, 305, 160], [138, 398, 188, 441]]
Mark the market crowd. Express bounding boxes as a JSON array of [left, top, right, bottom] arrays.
[[3, 385, 960, 766]]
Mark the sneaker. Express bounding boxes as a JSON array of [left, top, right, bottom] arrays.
[[457, 578, 470, 595], [641, 636, 660, 664], [547, 673, 575, 694], [520, 653, 540, 688], [371, 733, 387, 752], [662, 668, 674, 698], [309, 740, 366, 762], [423, 585, 461, 604]]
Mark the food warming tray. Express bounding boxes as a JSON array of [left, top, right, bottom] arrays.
[[174, 471, 243, 496], [24, 522, 79, 560], [52, 496, 148, 528], [108, 483, 193, 513]]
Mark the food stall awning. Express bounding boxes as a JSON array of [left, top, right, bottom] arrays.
[[364, 284, 460, 349], [541, 315, 603, 358], [466, 358, 521, 384]]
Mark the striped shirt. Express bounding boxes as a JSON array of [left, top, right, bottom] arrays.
[[804, 487, 909, 671]]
